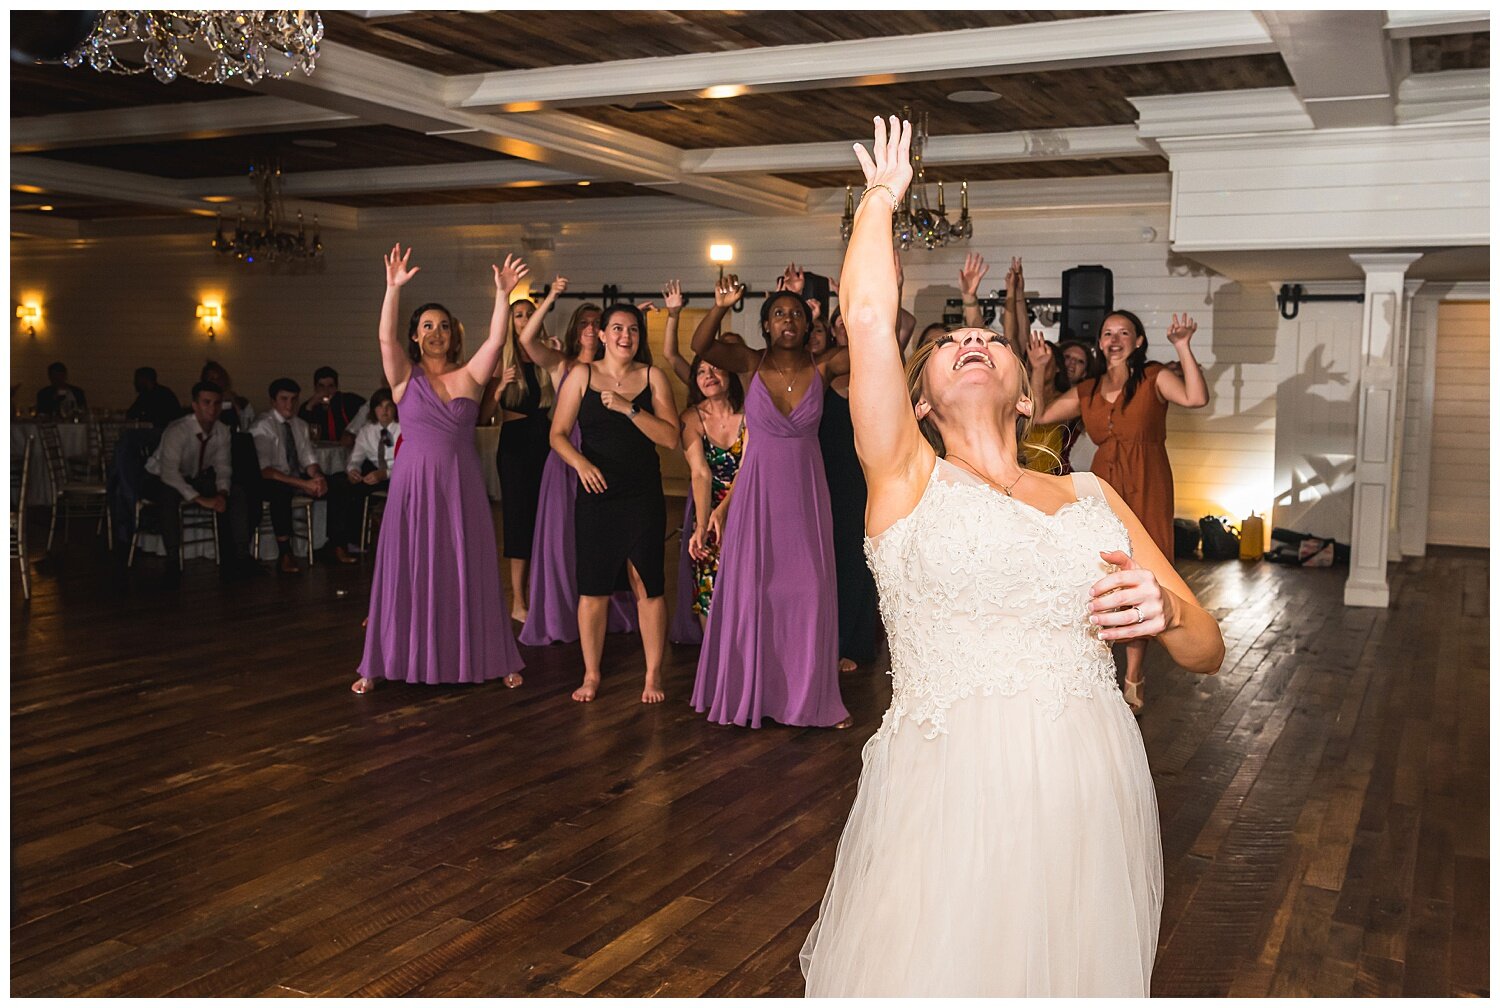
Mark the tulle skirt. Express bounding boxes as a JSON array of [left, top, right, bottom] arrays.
[[801, 687, 1162, 997]]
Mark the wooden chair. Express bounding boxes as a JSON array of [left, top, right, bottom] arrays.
[[250, 497, 316, 565], [12, 435, 32, 600], [127, 497, 221, 569], [36, 422, 110, 551], [360, 489, 389, 555]]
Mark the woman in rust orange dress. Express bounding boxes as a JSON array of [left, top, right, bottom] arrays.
[[1030, 310, 1208, 712]]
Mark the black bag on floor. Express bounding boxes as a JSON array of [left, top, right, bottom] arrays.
[[1198, 516, 1240, 561], [1173, 518, 1201, 559]]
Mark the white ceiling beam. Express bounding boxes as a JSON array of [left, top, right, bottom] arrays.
[[446, 10, 1276, 111], [1385, 9, 1490, 37], [10, 155, 361, 229], [255, 41, 809, 215], [11, 97, 361, 153], [1396, 67, 1489, 123], [682, 125, 1156, 175], [1258, 11, 1399, 128], [190, 159, 585, 198], [1131, 88, 1314, 139], [11, 212, 81, 240]]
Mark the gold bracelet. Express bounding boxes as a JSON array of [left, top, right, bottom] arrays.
[[859, 184, 899, 211]]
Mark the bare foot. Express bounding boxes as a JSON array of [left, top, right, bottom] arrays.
[[351, 677, 374, 694], [572, 676, 600, 702], [641, 673, 664, 704], [503, 672, 524, 689], [838, 658, 858, 673], [832, 715, 854, 730], [510, 607, 528, 624]]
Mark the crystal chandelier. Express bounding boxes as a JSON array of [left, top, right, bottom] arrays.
[[841, 107, 972, 251], [62, 11, 322, 85], [211, 160, 323, 266]]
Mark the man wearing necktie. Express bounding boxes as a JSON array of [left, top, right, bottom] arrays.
[[251, 377, 334, 573], [299, 366, 367, 449], [140, 381, 255, 586], [342, 387, 401, 557]]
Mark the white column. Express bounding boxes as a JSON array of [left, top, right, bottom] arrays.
[[1344, 253, 1423, 607]]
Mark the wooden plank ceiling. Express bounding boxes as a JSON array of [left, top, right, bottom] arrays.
[[568, 55, 1295, 147], [6, 12, 1489, 223], [320, 10, 1114, 74]]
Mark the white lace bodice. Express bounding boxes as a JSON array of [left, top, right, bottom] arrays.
[[866, 458, 1133, 739]]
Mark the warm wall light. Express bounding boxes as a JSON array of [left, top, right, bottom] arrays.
[[15, 303, 40, 337], [196, 301, 222, 339], [709, 243, 734, 281]]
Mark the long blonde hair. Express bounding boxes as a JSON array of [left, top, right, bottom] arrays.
[[903, 332, 1057, 469], [499, 299, 554, 410]]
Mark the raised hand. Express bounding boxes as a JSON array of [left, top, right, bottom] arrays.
[[384, 243, 420, 288], [1006, 257, 1024, 297], [714, 273, 745, 309], [852, 115, 914, 207], [662, 279, 684, 313], [780, 263, 806, 294], [807, 297, 822, 321], [1027, 331, 1053, 373], [549, 276, 569, 299], [1166, 313, 1198, 348], [1090, 550, 1173, 642], [959, 252, 989, 299], [636, 301, 658, 313], [494, 253, 528, 295]]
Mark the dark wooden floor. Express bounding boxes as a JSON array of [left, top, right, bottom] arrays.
[[10, 511, 1489, 997]]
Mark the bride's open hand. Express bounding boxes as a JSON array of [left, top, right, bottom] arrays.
[[1089, 550, 1174, 642], [852, 115, 913, 208]]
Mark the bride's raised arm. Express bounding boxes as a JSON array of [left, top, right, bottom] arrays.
[[841, 116, 934, 530]]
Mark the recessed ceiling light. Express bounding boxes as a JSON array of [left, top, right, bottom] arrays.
[[14, 184, 45, 195], [947, 90, 1003, 104], [576, 181, 590, 187], [291, 137, 338, 149], [202, 195, 233, 203], [38, 205, 54, 212]]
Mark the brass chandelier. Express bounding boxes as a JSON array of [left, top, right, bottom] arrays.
[[840, 107, 973, 251], [211, 160, 323, 266]]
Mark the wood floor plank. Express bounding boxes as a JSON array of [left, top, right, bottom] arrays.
[[9, 516, 1487, 996]]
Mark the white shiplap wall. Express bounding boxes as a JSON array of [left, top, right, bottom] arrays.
[[12, 201, 1303, 522], [1426, 300, 1490, 547], [1166, 121, 1490, 252]]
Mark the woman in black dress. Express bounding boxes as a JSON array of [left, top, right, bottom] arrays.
[[816, 309, 880, 672], [483, 296, 555, 623], [548, 303, 679, 706]]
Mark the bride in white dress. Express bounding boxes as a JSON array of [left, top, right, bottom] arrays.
[[800, 117, 1226, 997]]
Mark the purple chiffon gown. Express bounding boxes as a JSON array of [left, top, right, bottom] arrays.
[[691, 370, 847, 728], [669, 495, 704, 645], [519, 423, 638, 646], [358, 371, 524, 684]]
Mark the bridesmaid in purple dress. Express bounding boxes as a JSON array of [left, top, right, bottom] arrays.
[[688, 271, 852, 729], [353, 244, 527, 693], [516, 278, 637, 646]]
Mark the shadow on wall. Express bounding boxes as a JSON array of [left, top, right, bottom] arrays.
[[1273, 347, 1360, 541]]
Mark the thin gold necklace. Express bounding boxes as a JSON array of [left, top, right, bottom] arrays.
[[944, 454, 1026, 497]]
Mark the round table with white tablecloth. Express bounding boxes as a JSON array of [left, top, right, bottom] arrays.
[[12, 419, 90, 505]]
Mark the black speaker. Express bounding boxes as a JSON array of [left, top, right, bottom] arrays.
[[1060, 265, 1114, 343]]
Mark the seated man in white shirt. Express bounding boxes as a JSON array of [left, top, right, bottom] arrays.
[[141, 381, 254, 587], [338, 387, 400, 553], [251, 377, 340, 572]]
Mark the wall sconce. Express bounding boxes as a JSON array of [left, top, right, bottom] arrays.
[[15, 303, 40, 337], [709, 243, 734, 281], [196, 301, 222, 339]]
